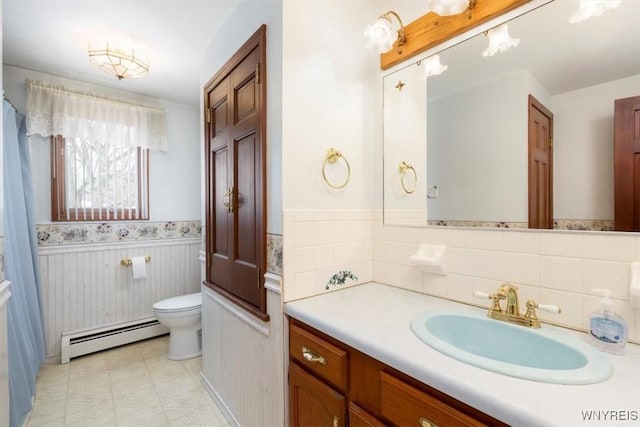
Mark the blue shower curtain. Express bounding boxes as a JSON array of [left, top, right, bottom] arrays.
[[3, 100, 46, 427]]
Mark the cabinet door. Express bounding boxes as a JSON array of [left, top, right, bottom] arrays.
[[349, 402, 386, 427], [290, 363, 346, 427], [204, 25, 267, 319]]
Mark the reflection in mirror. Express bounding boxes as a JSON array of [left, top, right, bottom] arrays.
[[382, 0, 640, 232]]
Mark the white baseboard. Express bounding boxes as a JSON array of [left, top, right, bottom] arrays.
[[200, 372, 241, 427]]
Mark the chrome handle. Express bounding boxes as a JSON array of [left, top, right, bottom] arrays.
[[419, 416, 438, 427], [301, 346, 327, 365]]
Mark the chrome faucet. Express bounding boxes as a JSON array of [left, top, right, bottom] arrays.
[[474, 283, 561, 328]]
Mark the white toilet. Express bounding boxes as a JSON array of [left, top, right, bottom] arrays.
[[152, 292, 202, 360]]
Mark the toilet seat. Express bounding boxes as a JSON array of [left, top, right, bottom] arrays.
[[153, 292, 201, 313]]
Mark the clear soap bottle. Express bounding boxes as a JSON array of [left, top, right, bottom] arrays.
[[588, 288, 628, 354]]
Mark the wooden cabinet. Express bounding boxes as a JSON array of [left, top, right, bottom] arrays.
[[290, 363, 346, 427], [288, 318, 507, 427], [203, 25, 268, 320]]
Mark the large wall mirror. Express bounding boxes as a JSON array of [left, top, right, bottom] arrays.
[[383, 0, 640, 232]]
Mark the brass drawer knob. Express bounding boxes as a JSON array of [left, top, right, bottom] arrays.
[[419, 416, 438, 427], [301, 346, 327, 365]]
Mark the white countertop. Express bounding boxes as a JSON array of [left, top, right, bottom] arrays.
[[284, 282, 640, 427]]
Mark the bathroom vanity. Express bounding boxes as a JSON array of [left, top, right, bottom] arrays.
[[289, 317, 505, 426], [284, 283, 640, 426]]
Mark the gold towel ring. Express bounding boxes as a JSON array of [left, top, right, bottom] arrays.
[[322, 148, 351, 189], [399, 161, 417, 194]]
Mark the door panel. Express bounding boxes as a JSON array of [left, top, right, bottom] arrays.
[[528, 95, 553, 229], [289, 363, 346, 427], [236, 132, 257, 263], [614, 95, 640, 231]]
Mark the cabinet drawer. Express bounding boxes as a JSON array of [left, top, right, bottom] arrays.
[[380, 372, 485, 427], [289, 323, 348, 391]]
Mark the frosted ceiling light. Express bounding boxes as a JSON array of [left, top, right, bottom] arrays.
[[88, 41, 149, 80], [423, 54, 448, 78], [569, 0, 621, 23], [365, 11, 406, 54], [481, 24, 520, 57]]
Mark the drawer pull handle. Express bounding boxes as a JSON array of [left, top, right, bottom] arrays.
[[333, 415, 339, 427], [419, 416, 438, 427], [301, 346, 327, 365]]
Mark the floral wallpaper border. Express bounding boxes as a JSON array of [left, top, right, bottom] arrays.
[[267, 233, 283, 276], [36, 221, 202, 246], [427, 220, 528, 229], [553, 219, 614, 232], [427, 219, 615, 232], [35, 221, 284, 275]]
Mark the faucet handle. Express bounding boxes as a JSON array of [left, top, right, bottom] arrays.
[[473, 291, 490, 299], [537, 304, 561, 314], [524, 300, 562, 324], [474, 291, 503, 312]]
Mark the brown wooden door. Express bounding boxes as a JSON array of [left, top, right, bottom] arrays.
[[204, 25, 267, 319], [614, 95, 640, 231], [528, 95, 554, 229], [289, 363, 346, 427]]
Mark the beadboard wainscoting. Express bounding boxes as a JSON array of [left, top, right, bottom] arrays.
[[39, 238, 201, 360], [201, 274, 285, 427], [0, 281, 11, 427]]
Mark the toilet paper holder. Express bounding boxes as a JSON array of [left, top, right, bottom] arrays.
[[121, 256, 151, 267]]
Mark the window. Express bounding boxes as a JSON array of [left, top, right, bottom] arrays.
[[51, 136, 149, 221]]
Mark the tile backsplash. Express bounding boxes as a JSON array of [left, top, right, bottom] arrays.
[[284, 209, 640, 344], [374, 220, 640, 344]]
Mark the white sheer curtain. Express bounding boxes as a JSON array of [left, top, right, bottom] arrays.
[[25, 79, 168, 151]]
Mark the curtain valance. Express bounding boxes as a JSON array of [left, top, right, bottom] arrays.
[[25, 79, 168, 151]]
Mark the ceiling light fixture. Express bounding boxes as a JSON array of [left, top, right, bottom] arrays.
[[88, 41, 149, 80], [365, 11, 406, 54], [568, 0, 621, 23], [422, 54, 448, 78], [481, 24, 520, 57], [426, 0, 476, 19]]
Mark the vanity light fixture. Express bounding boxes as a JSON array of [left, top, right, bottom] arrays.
[[365, 11, 406, 54], [88, 41, 149, 80], [568, 0, 621, 23], [481, 24, 520, 57], [422, 54, 448, 78], [426, 0, 476, 19]]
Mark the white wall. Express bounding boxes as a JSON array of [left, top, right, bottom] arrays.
[[427, 71, 531, 222], [2, 65, 201, 223], [200, 0, 282, 235], [552, 73, 640, 221], [383, 63, 428, 225], [282, 0, 377, 211]]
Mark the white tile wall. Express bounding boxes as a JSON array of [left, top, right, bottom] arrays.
[[375, 224, 640, 344], [283, 210, 374, 302], [284, 209, 640, 344]]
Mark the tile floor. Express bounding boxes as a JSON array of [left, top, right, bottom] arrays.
[[26, 336, 230, 427]]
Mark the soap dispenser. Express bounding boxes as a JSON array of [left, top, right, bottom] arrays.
[[588, 288, 628, 354]]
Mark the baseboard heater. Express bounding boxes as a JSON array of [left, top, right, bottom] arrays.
[[60, 317, 168, 363]]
